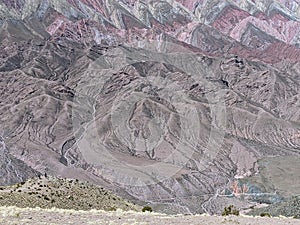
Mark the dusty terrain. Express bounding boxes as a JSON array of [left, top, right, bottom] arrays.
[[1, 206, 300, 225]]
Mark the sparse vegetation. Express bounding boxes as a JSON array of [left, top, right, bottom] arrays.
[[0, 206, 297, 225], [247, 196, 300, 218], [222, 205, 239, 216], [0, 176, 140, 212]]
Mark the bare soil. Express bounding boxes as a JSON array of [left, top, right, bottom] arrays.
[[1, 206, 300, 225]]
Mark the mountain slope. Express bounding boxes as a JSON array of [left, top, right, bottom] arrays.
[[0, 0, 299, 214]]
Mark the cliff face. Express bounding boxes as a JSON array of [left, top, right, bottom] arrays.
[[0, 0, 300, 214]]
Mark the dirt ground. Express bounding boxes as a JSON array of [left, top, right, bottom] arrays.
[[1, 206, 300, 225]]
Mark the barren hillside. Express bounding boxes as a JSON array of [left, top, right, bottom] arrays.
[[0, 0, 300, 214]]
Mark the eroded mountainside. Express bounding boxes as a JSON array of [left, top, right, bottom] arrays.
[[0, 0, 300, 214]]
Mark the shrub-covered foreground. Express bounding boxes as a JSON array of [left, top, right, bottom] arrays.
[[0, 176, 139, 211]]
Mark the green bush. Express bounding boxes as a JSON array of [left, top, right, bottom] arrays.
[[108, 206, 117, 211], [142, 206, 153, 212], [222, 205, 239, 216], [260, 212, 271, 217]]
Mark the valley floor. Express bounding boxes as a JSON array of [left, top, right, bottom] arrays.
[[0, 206, 300, 225]]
